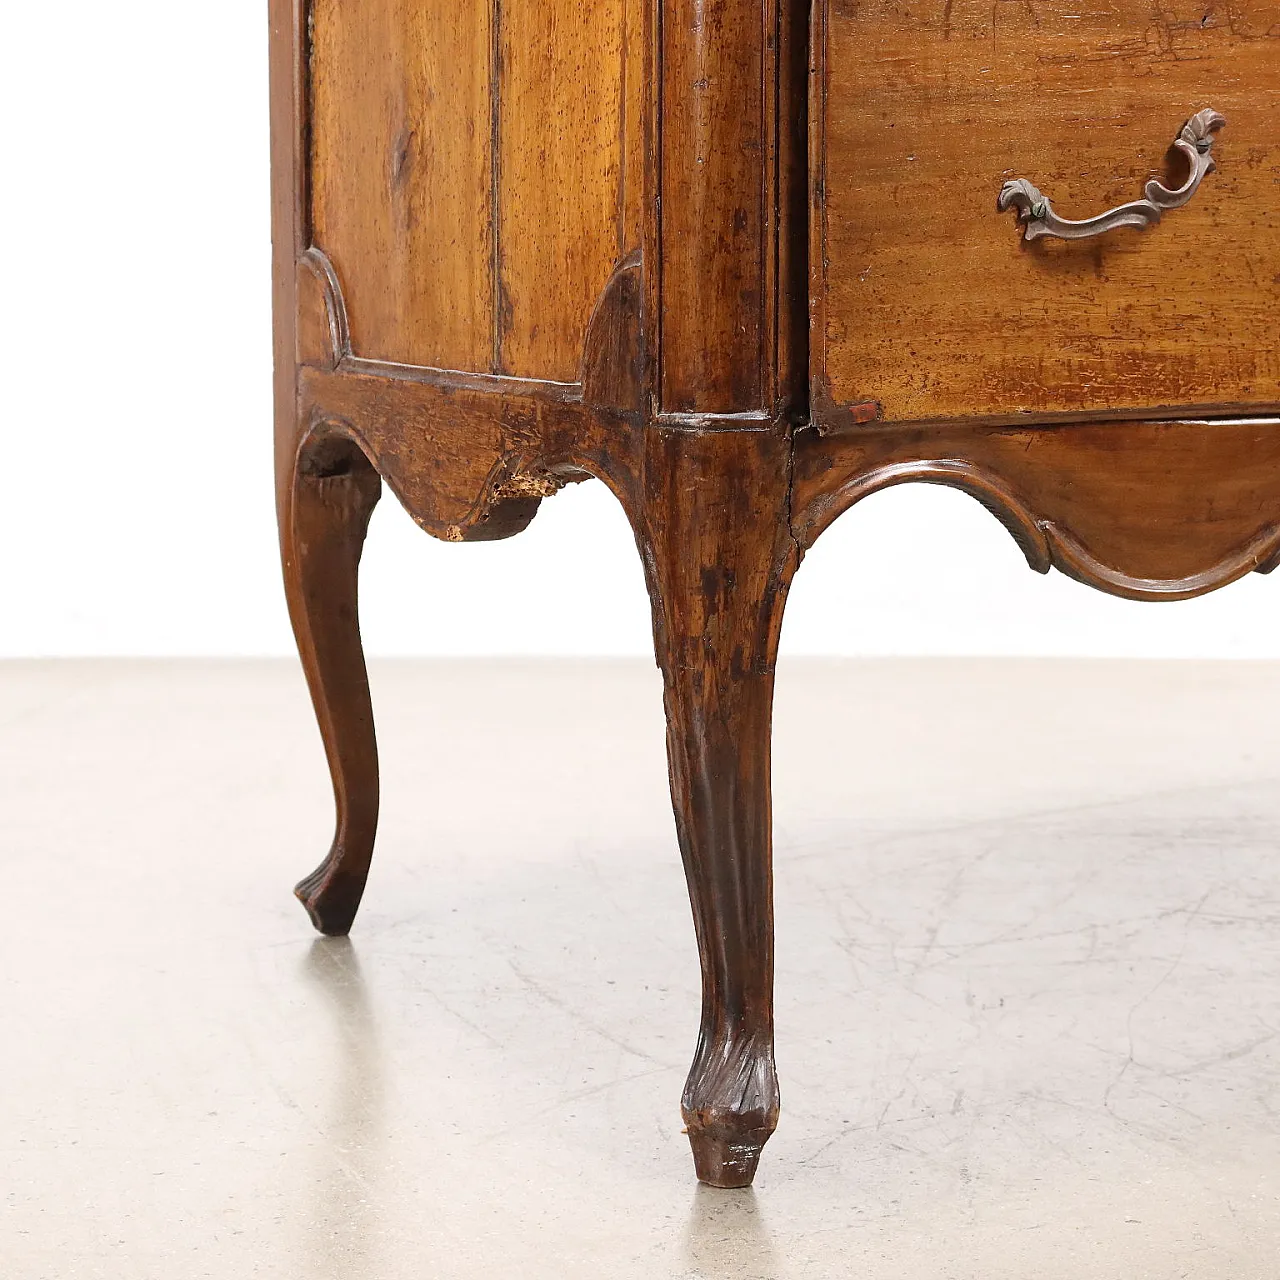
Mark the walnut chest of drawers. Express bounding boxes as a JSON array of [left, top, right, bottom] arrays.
[[269, 0, 1280, 1186]]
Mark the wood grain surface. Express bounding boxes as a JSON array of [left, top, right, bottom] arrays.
[[656, 0, 769, 412], [814, 0, 1280, 425], [309, 0, 639, 381], [647, 0, 810, 420], [498, 0, 635, 377], [310, 0, 495, 372]]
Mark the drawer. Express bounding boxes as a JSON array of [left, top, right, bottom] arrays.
[[811, 0, 1280, 427]]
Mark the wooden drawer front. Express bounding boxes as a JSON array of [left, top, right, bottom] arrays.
[[814, 0, 1280, 427]]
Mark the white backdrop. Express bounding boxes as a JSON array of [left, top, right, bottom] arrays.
[[4, 2, 1276, 659]]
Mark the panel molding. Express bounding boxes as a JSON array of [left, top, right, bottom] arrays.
[[298, 245, 649, 410]]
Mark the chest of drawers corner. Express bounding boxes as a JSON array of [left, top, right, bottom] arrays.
[[269, 0, 1280, 1188]]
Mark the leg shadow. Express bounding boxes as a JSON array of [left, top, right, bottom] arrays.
[[299, 936, 385, 1277], [683, 1183, 781, 1279]]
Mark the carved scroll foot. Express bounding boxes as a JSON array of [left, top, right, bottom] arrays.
[[629, 429, 797, 1186], [683, 1027, 779, 1188], [279, 428, 382, 937], [294, 853, 367, 938]]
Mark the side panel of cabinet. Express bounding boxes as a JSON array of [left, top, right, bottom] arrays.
[[310, 0, 495, 373], [498, 0, 641, 376], [308, 0, 642, 382]]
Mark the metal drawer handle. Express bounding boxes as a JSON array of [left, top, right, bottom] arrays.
[[998, 108, 1226, 242]]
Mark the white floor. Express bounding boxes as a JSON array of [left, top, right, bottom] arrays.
[[3, 658, 1279, 1278]]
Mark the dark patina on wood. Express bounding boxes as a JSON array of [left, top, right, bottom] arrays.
[[271, 0, 1280, 1187]]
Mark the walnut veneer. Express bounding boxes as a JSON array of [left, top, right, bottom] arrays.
[[270, 0, 1280, 1187]]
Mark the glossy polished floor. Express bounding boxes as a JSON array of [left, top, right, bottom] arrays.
[[3, 658, 1279, 1278]]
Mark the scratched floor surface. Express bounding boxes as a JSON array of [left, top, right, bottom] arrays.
[[3, 658, 1279, 1278]]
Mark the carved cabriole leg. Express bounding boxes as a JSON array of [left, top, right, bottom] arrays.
[[278, 424, 382, 936], [627, 427, 799, 1188]]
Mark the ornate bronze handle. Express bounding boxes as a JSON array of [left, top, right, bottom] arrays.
[[998, 109, 1226, 242]]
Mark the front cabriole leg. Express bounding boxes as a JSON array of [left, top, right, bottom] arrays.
[[629, 427, 799, 1187]]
